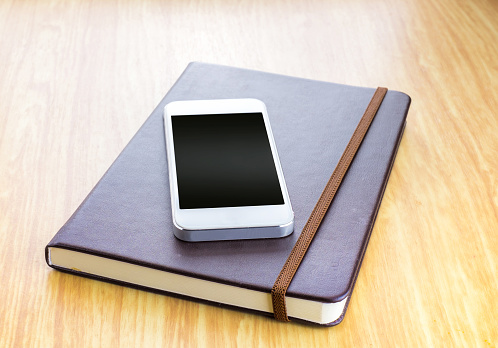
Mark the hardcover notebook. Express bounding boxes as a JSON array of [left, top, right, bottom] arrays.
[[46, 62, 411, 326]]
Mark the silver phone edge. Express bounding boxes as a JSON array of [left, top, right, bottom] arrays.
[[172, 219, 294, 242]]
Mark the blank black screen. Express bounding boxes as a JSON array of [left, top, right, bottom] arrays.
[[172, 113, 285, 209]]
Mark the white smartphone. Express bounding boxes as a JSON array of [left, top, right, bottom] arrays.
[[163, 98, 294, 242]]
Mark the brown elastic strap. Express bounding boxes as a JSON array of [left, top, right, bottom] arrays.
[[271, 87, 388, 322]]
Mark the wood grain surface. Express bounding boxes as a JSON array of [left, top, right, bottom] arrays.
[[0, 0, 496, 347]]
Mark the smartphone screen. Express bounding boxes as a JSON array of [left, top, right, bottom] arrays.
[[171, 113, 285, 209]]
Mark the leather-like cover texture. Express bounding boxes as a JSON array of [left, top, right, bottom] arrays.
[[46, 62, 411, 326]]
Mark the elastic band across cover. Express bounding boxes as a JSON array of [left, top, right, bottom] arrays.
[[271, 87, 388, 322]]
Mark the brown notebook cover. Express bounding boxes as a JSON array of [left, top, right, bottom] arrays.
[[45, 62, 411, 326]]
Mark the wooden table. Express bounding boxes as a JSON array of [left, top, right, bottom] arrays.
[[1, 0, 496, 346]]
